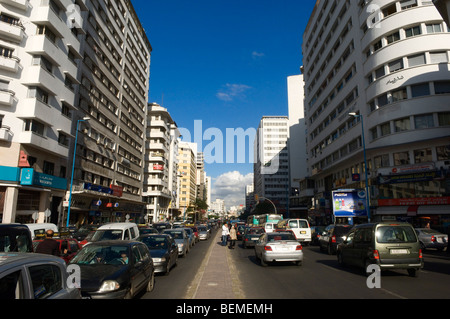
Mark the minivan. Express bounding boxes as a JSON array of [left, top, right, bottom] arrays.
[[277, 219, 311, 245], [336, 222, 423, 277], [90, 222, 139, 243], [24, 223, 59, 240]]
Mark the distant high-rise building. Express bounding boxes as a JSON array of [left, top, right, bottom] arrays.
[[177, 141, 197, 218], [253, 116, 290, 217]]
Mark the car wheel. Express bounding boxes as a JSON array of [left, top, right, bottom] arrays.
[[295, 260, 302, 266], [407, 268, 419, 278], [260, 258, 268, 267], [164, 260, 171, 275], [147, 272, 155, 292], [124, 287, 133, 299]]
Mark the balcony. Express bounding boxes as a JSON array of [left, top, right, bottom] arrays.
[[16, 98, 71, 130], [0, 89, 15, 106], [0, 126, 12, 142], [0, 55, 20, 73], [22, 65, 59, 96], [0, 0, 29, 11], [17, 131, 69, 157], [0, 19, 25, 43]]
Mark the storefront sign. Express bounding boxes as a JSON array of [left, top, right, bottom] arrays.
[[378, 171, 442, 184], [378, 197, 450, 206], [20, 168, 67, 190], [83, 183, 113, 195]]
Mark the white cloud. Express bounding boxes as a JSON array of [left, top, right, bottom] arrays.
[[212, 171, 253, 207], [251, 51, 265, 59], [216, 83, 251, 101]]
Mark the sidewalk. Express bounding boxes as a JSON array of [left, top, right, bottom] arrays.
[[185, 230, 244, 299]]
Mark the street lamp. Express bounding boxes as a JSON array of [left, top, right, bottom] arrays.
[[257, 196, 277, 215], [348, 112, 371, 222], [66, 117, 90, 228]]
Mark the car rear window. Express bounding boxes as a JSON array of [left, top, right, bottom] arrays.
[[334, 226, 352, 236], [376, 225, 417, 243], [268, 234, 296, 241]]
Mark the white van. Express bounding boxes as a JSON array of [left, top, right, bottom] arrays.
[[90, 222, 139, 242], [277, 219, 311, 245], [263, 222, 278, 233], [24, 223, 59, 240]]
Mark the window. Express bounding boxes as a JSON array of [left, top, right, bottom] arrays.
[[386, 31, 400, 44], [407, 53, 425, 67], [414, 114, 434, 129], [429, 52, 448, 64], [36, 25, 56, 43], [391, 88, 407, 102], [24, 119, 44, 136], [380, 122, 391, 136], [28, 87, 49, 104], [438, 112, 450, 126], [43, 161, 54, 175], [393, 151, 410, 165], [373, 40, 382, 52], [58, 132, 69, 147], [378, 93, 389, 107], [434, 81, 450, 94], [0, 270, 25, 299], [394, 118, 411, 132], [374, 154, 390, 168], [426, 23, 442, 34], [382, 4, 397, 18], [437, 145, 450, 161], [29, 264, 63, 299], [400, 0, 418, 10], [411, 83, 430, 97], [389, 59, 404, 73], [405, 25, 421, 38], [371, 127, 378, 140], [414, 148, 432, 163], [375, 66, 385, 79]]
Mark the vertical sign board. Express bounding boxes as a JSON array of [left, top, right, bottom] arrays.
[[332, 189, 368, 217]]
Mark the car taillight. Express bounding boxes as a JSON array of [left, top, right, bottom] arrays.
[[264, 246, 272, 251], [373, 249, 380, 259], [431, 236, 436, 242], [296, 245, 302, 251], [419, 249, 423, 259], [331, 235, 336, 243]]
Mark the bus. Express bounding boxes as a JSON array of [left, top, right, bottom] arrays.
[[247, 214, 283, 226]]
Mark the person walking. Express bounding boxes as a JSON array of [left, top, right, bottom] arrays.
[[228, 224, 237, 249], [35, 230, 60, 256], [221, 222, 230, 246]]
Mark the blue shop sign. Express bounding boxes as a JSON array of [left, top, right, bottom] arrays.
[[0, 166, 21, 182], [20, 168, 67, 190]]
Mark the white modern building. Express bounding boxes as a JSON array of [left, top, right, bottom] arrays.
[[143, 103, 180, 223], [302, 0, 450, 226], [253, 116, 290, 216]]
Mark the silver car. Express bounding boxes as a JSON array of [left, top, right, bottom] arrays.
[[415, 228, 448, 251], [162, 229, 190, 257], [197, 225, 210, 240], [254, 232, 303, 267], [0, 253, 81, 299]]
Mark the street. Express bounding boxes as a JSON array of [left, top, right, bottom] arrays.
[[142, 228, 450, 299]]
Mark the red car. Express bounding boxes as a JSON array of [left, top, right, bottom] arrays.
[[33, 237, 82, 264]]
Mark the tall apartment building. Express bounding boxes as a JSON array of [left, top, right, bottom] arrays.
[[196, 152, 206, 201], [253, 116, 290, 216], [177, 141, 197, 219], [0, 0, 152, 226], [143, 103, 180, 223], [302, 0, 450, 225], [0, 0, 87, 224]]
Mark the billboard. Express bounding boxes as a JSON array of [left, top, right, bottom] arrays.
[[332, 189, 368, 217]]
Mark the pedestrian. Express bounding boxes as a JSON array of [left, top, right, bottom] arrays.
[[35, 230, 60, 256], [222, 222, 230, 246], [228, 224, 237, 249]]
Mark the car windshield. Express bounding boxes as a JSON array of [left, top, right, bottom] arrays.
[[70, 244, 130, 265], [268, 233, 296, 241], [198, 226, 207, 231], [376, 226, 417, 243], [90, 230, 122, 242], [140, 237, 168, 250], [165, 231, 184, 239], [334, 226, 352, 236]]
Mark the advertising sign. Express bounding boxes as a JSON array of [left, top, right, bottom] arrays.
[[332, 189, 368, 217]]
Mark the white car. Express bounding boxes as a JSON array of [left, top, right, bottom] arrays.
[[254, 232, 303, 267]]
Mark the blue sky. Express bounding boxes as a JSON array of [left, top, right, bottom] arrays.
[[132, 0, 316, 205]]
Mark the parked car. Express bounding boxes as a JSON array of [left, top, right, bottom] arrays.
[[319, 224, 353, 255], [277, 219, 312, 245], [236, 225, 246, 240], [242, 227, 265, 248], [33, 237, 82, 264], [153, 222, 172, 233], [0, 253, 81, 299], [0, 224, 33, 252], [197, 225, 211, 240], [415, 228, 448, 251], [162, 229, 190, 257], [310, 226, 326, 246], [337, 222, 423, 277], [79, 231, 95, 246], [182, 227, 196, 248], [138, 226, 159, 235], [139, 234, 178, 275], [72, 225, 99, 242], [69, 240, 155, 299], [254, 231, 303, 267], [90, 223, 139, 242]]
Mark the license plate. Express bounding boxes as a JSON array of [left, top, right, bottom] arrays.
[[300, 231, 306, 234], [252, 237, 259, 240], [391, 249, 409, 254]]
